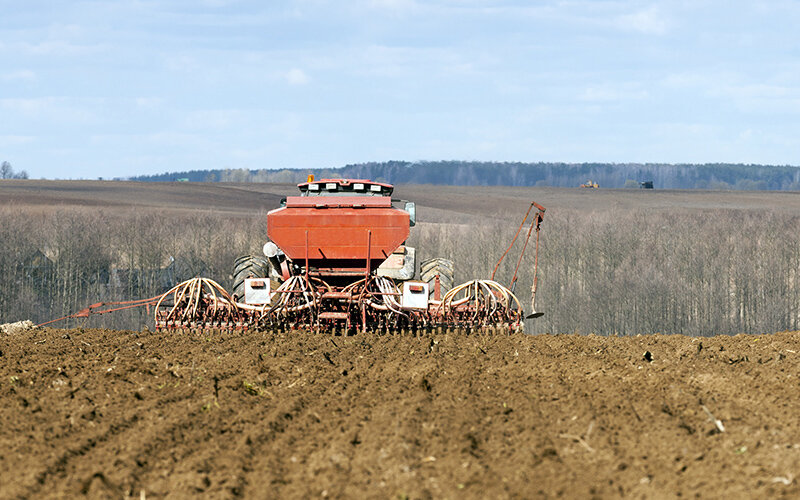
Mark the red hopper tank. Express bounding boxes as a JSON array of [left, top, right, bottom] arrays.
[[267, 179, 410, 276]]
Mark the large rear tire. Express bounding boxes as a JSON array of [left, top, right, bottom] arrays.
[[420, 257, 454, 298], [231, 255, 270, 301]]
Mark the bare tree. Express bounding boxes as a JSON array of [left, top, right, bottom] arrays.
[[0, 161, 12, 179]]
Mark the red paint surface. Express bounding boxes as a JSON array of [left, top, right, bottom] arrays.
[[267, 198, 410, 271]]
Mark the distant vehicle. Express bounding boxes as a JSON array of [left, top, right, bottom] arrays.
[[176, 178, 189, 182], [640, 181, 654, 189], [580, 180, 599, 188]]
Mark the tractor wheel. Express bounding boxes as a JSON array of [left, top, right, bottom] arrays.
[[231, 255, 270, 301], [420, 257, 454, 298]]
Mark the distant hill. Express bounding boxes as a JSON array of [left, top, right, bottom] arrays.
[[128, 161, 800, 190]]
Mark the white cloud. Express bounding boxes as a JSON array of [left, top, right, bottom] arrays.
[[0, 97, 55, 115], [285, 68, 310, 85], [0, 97, 101, 124], [662, 72, 711, 89], [348, 44, 471, 80], [665, 70, 800, 111], [0, 135, 35, 147], [367, 0, 419, 10], [183, 109, 245, 130], [163, 54, 202, 73], [15, 39, 103, 56], [268, 113, 304, 140], [91, 132, 204, 148], [716, 83, 800, 113], [617, 5, 668, 35], [579, 84, 649, 102], [655, 121, 717, 137], [134, 97, 163, 109], [200, 0, 240, 6], [1, 70, 36, 82], [717, 83, 798, 100], [2, 0, 798, 175]]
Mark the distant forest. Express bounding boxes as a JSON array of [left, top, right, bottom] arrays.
[[129, 161, 800, 190]]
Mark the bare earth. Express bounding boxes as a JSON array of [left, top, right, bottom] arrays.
[[3, 327, 800, 499]]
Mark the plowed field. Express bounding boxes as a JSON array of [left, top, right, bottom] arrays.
[[2, 328, 800, 499]]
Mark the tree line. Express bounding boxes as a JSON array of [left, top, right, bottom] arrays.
[[130, 161, 800, 191], [1, 203, 798, 336]]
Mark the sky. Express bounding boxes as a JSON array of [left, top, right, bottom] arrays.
[[1, 0, 799, 179]]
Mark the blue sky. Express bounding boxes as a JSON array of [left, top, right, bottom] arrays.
[[1, 0, 799, 179]]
